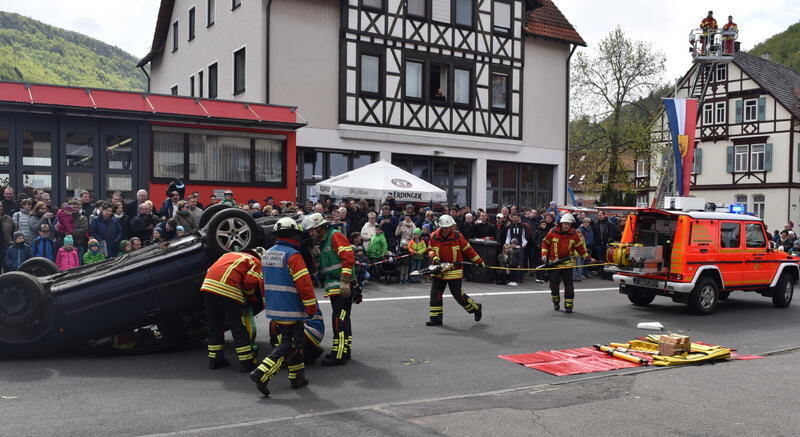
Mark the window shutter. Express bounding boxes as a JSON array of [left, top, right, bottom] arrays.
[[735, 100, 743, 123], [757, 96, 767, 121], [765, 143, 773, 172], [726, 145, 734, 172], [694, 148, 703, 174], [431, 0, 451, 23]]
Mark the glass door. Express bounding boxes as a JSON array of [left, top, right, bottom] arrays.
[[101, 124, 138, 203], [17, 118, 57, 200], [62, 120, 99, 202]]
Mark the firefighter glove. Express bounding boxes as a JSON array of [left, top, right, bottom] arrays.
[[432, 257, 441, 265], [339, 279, 351, 298]]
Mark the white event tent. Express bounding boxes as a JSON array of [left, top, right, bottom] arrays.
[[315, 160, 447, 203]]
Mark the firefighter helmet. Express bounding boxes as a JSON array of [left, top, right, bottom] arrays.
[[560, 213, 576, 224], [301, 212, 328, 230], [273, 216, 300, 232], [244, 246, 267, 259], [438, 214, 456, 228]]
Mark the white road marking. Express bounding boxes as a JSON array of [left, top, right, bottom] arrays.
[[320, 287, 618, 303]]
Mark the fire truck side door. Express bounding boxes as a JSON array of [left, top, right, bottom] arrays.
[[742, 222, 774, 287], [718, 221, 744, 289]]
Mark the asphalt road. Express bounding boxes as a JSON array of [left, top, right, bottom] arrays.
[[2, 276, 799, 436]]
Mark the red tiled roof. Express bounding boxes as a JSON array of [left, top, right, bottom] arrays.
[[526, 0, 586, 47], [0, 81, 304, 129]]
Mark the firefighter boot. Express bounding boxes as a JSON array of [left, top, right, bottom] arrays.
[[237, 345, 256, 373], [304, 345, 324, 365], [208, 345, 229, 369], [426, 305, 443, 326], [552, 295, 560, 311], [473, 303, 483, 322], [289, 365, 309, 389], [240, 359, 256, 373], [321, 352, 347, 366], [565, 299, 574, 314]]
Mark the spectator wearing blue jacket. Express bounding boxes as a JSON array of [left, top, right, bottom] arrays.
[[31, 223, 58, 262], [576, 217, 595, 280], [5, 231, 32, 272], [89, 203, 123, 257]]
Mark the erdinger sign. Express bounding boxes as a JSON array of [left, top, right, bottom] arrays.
[[387, 191, 424, 200]]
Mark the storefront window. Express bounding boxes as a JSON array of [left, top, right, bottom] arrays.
[[297, 149, 377, 201], [393, 155, 472, 205], [190, 135, 250, 183], [66, 172, 94, 198], [486, 161, 554, 212], [0, 128, 10, 166], [106, 174, 133, 200], [65, 133, 95, 168], [329, 152, 349, 178], [153, 132, 184, 178], [255, 139, 283, 183], [303, 150, 325, 180], [106, 135, 134, 170], [0, 172, 10, 188], [22, 171, 52, 197], [22, 129, 52, 167]]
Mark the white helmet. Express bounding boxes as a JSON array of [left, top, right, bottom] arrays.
[[560, 213, 576, 224], [301, 212, 328, 230], [438, 214, 456, 228], [273, 216, 299, 232], [244, 246, 267, 259]]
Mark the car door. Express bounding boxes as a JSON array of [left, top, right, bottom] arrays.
[[742, 222, 775, 287], [718, 221, 743, 289]]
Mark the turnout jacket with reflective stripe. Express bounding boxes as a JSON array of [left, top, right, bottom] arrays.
[[541, 227, 589, 265], [201, 252, 264, 304], [264, 239, 318, 321], [426, 229, 482, 280]]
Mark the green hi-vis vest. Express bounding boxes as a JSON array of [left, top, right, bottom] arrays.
[[319, 226, 343, 280]]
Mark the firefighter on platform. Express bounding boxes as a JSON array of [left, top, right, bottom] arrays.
[[722, 15, 738, 55], [426, 214, 484, 326], [303, 212, 356, 366], [250, 217, 318, 397], [541, 213, 594, 313], [699, 10, 718, 55], [201, 248, 266, 372]]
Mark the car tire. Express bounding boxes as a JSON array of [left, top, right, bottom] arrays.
[[0, 272, 46, 328], [206, 208, 263, 258], [689, 277, 719, 315], [719, 290, 731, 301], [772, 273, 794, 308], [198, 204, 231, 230], [19, 257, 60, 278], [627, 287, 655, 306]]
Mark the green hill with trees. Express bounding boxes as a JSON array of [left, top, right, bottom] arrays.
[[751, 21, 800, 71], [0, 11, 145, 90]]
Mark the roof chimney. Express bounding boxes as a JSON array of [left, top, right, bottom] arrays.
[[761, 53, 772, 62]]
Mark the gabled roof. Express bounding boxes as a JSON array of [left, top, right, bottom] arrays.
[[137, 0, 175, 68], [734, 51, 800, 120], [525, 0, 586, 47], [0, 81, 304, 130]]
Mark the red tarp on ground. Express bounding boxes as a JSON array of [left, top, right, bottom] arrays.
[[499, 347, 648, 376], [731, 353, 764, 360]]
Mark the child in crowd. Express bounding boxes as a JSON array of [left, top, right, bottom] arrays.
[[409, 229, 427, 283], [151, 229, 162, 244], [31, 223, 58, 262], [83, 239, 106, 265], [507, 238, 522, 287], [421, 223, 432, 245], [55, 235, 80, 271], [176, 225, 186, 238], [497, 243, 512, 285], [130, 237, 142, 251], [366, 226, 389, 280], [55, 203, 75, 237], [118, 240, 132, 256], [354, 246, 371, 289], [4, 231, 32, 272], [396, 240, 411, 285], [350, 232, 363, 248]]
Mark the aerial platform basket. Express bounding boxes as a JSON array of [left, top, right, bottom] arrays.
[[689, 27, 739, 62]]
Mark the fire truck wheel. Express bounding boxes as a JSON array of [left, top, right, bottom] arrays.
[[689, 277, 719, 315], [627, 288, 655, 306], [719, 291, 731, 301], [772, 273, 794, 308]]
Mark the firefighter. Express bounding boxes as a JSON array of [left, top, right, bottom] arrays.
[[426, 214, 485, 326], [699, 10, 718, 55], [201, 248, 266, 372], [302, 212, 356, 366], [722, 15, 738, 55], [541, 213, 593, 313], [250, 217, 318, 396], [268, 308, 325, 365]]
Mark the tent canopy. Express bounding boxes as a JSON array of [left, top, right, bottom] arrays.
[[315, 160, 447, 202]]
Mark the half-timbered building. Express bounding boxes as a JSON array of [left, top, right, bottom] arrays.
[[140, 0, 585, 209], [647, 52, 800, 230]]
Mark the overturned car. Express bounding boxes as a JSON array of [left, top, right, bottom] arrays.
[[0, 205, 296, 357]]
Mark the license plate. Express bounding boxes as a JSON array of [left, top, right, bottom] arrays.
[[633, 277, 661, 288]]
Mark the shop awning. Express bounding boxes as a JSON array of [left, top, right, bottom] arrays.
[[315, 160, 447, 202]]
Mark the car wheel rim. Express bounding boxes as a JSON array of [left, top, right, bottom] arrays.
[[0, 285, 30, 318], [785, 281, 794, 302], [216, 217, 252, 251], [699, 285, 715, 309]]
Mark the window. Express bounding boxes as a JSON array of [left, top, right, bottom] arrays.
[[298, 149, 377, 200], [716, 64, 727, 82], [153, 132, 184, 178], [170, 85, 178, 96], [702, 103, 713, 125], [491, 72, 508, 110], [753, 194, 765, 219], [208, 63, 218, 99], [65, 133, 94, 168], [405, 61, 423, 99], [454, 68, 470, 104], [601, 173, 609, 183], [188, 7, 196, 40], [189, 75, 195, 97], [432, 0, 451, 23], [198, 70, 204, 98], [636, 159, 648, 177], [455, 0, 473, 26], [636, 194, 649, 208], [0, 128, 9, 166], [360, 54, 380, 95], [207, 0, 215, 26], [106, 135, 134, 171], [362, 0, 383, 10], [407, 0, 426, 17], [493, 1, 511, 33], [720, 222, 740, 248], [734, 194, 747, 204], [744, 99, 758, 122], [172, 21, 179, 52], [430, 63, 449, 101], [745, 223, 767, 248], [734, 145, 748, 172], [232, 0, 241, 10], [233, 47, 246, 95], [750, 144, 765, 171], [715, 101, 726, 124], [394, 155, 474, 206]]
